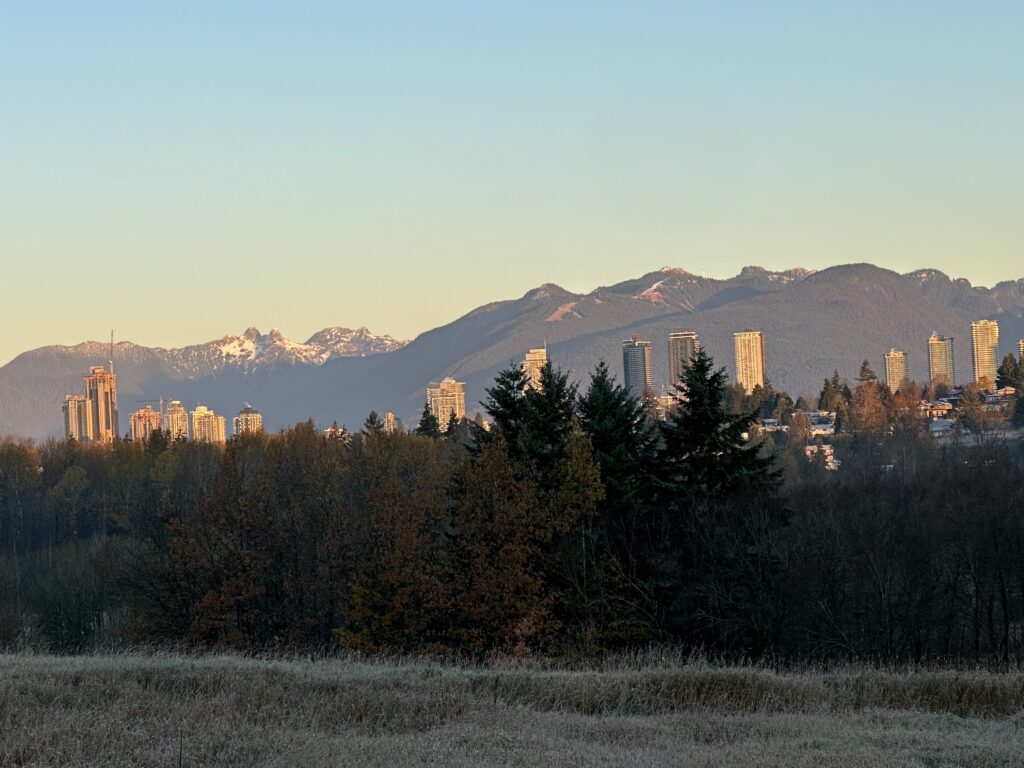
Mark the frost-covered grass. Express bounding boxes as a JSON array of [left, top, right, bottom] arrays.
[[3, 652, 1024, 767]]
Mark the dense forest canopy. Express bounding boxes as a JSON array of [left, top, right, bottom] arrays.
[[1, 350, 1023, 663]]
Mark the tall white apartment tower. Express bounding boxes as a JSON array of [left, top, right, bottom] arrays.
[[84, 365, 118, 442], [523, 347, 548, 391], [734, 330, 766, 394], [884, 349, 909, 392], [233, 405, 264, 436], [970, 319, 999, 387], [426, 378, 466, 431], [622, 336, 653, 398], [191, 405, 227, 444], [62, 395, 94, 442], [163, 400, 189, 440]]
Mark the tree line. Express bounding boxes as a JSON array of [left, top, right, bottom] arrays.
[[1, 349, 1023, 662]]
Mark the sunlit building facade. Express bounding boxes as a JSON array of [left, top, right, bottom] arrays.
[[84, 365, 118, 442], [130, 405, 162, 442], [884, 349, 909, 392], [163, 400, 189, 440], [523, 347, 548, 391], [427, 378, 466, 432], [62, 395, 93, 442], [191, 405, 227, 444], [970, 319, 999, 387], [233, 405, 264, 436], [734, 329, 766, 394]]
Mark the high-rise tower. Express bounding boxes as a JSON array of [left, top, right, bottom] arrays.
[[62, 395, 93, 442], [426, 378, 466, 431], [191, 405, 227, 444], [622, 336, 653, 398], [734, 330, 766, 394], [928, 333, 955, 389], [884, 349, 909, 392], [233, 405, 264, 436], [84, 365, 118, 442], [163, 400, 189, 440], [523, 347, 548, 391], [970, 319, 999, 387], [130, 405, 161, 442], [668, 330, 700, 389]]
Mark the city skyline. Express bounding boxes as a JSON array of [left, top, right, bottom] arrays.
[[3, 4, 1023, 366], [55, 320, 1024, 442]]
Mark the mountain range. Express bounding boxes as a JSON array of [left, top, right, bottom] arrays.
[[2, 263, 1023, 440]]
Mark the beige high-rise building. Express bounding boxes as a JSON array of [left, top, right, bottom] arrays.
[[62, 395, 93, 442], [884, 349, 909, 392], [734, 330, 766, 394], [970, 320, 999, 388], [928, 333, 955, 389], [523, 347, 548, 391], [163, 400, 189, 440], [1019, 338, 1024, 363], [383, 411, 400, 433], [233, 405, 264, 436], [84, 365, 119, 442], [622, 336, 653, 397], [130, 405, 161, 442], [191, 405, 227, 444], [427, 378, 466, 432], [668, 330, 700, 388]]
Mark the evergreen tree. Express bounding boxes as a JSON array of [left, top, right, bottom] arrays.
[[475, 364, 531, 457], [818, 370, 852, 432], [997, 354, 1022, 390], [657, 348, 782, 652], [857, 360, 878, 383], [444, 411, 460, 437], [523, 362, 578, 486], [660, 349, 779, 497], [362, 411, 385, 435], [415, 401, 441, 439], [576, 361, 660, 643]]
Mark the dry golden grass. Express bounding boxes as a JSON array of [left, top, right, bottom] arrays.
[[2, 652, 1024, 766]]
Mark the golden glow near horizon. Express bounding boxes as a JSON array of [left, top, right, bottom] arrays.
[[2, 5, 1023, 367]]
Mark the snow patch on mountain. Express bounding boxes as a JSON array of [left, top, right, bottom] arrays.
[[635, 280, 667, 303], [545, 302, 580, 322]]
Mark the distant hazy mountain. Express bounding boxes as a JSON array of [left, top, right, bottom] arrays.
[[0, 327, 406, 438], [2, 264, 1023, 439]]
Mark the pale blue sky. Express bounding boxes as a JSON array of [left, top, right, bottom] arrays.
[[1, 2, 1021, 364]]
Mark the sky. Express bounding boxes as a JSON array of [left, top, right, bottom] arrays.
[[1, 2, 1021, 364]]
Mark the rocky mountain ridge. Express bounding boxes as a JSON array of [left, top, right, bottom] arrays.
[[2, 264, 1023, 439]]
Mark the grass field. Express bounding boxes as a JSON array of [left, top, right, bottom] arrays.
[[3, 652, 1024, 767]]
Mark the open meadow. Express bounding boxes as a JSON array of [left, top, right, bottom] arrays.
[[2, 652, 1024, 767]]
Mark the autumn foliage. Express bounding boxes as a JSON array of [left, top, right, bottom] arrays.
[[2, 352, 1024, 663]]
